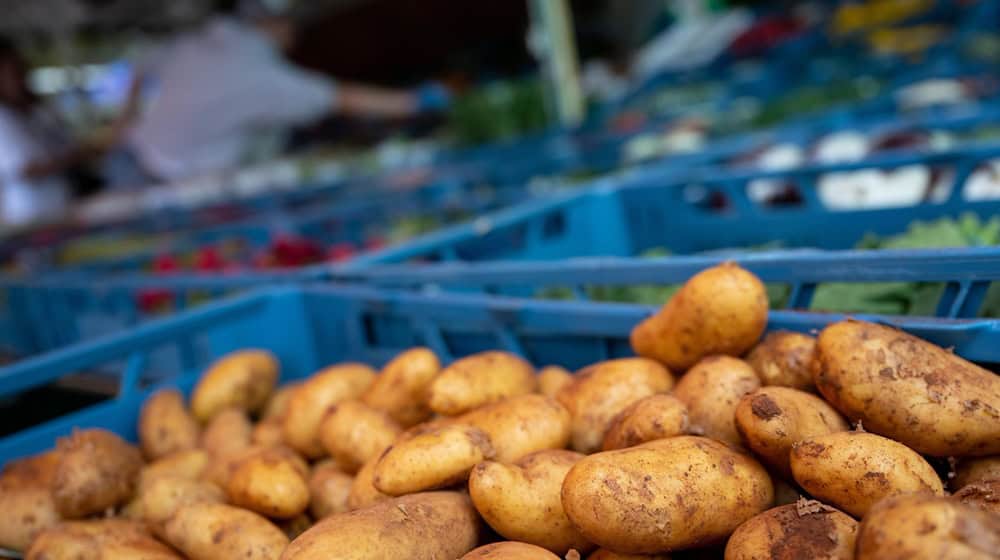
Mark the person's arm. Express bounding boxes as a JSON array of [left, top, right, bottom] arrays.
[[334, 82, 418, 119], [20, 142, 103, 179]]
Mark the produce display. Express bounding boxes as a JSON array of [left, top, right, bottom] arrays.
[[2, 262, 998, 558]]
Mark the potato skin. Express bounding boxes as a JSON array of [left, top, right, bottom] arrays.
[[469, 450, 591, 554], [602, 394, 688, 451], [789, 431, 944, 518], [538, 365, 573, 399], [280, 492, 480, 560], [428, 351, 536, 416], [373, 424, 495, 496], [139, 449, 209, 491], [282, 363, 376, 458], [855, 494, 1000, 560], [362, 347, 440, 427], [200, 407, 253, 456], [953, 479, 1000, 515], [459, 394, 572, 463], [813, 320, 1000, 457], [138, 389, 200, 460], [952, 456, 1000, 490], [562, 436, 773, 553], [723, 502, 857, 560], [124, 476, 225, 529], [734, 387, 849, 479], [319, 400, 401, 473], [461, 542, 561, 559], [191, 349, 279, 422], [0, 452, 61, 552], [309, 461, 353, 519], [52, 429, 143, 518], [26, 519, 182, 560], [226, 446, 311, 519], [630, 262, 768, 372], [746, 331, 817, 391], [672, 356, 760, 447], [262, 384, 297, 421], [253, 418, 287, 447], [587, 551, 672, 559], [557, 358, 674, 453], [347, 455, 389, 510], [164, 502, 289, 560]]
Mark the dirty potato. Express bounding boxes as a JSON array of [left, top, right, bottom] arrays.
[[745, 331, 817, 391], [723, 501, 858, 560], [602, 394, 688, 451], [461, 542, 561, 559], [459, 394, 571, 463], [226, 446, 311, 519], [428, 351, 536, 416], [308, 461, 353, 519], [952, 456, 1000, 490], [537, 366, 573, 399], [138, 389, 200, 460], [672, 356, 760, 447], [200, 407, 253, 456], [52, 429, 143, 518], [26, 519, 181, 560], [362, 347, 441, 427], [373, 424, 494, 496], [319, 400, 401, 473], [347, 455, 389, 510], [190, 349, 279, 422], [952, 479, 1000, 515], [587, 551, 672, 559], [0, 451, 61, 552], [124, 476, 225, 530], [282, 363, 376, 458], [163, 502, 289, 560]]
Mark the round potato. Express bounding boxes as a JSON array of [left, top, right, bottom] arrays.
[[163, 502, 289, 560], [672, 356, 760, 447], [428, 351, 536, 416], [191, 349, 279, 422], [282, 363, 376, 458], [0, 453, 61, 552], [362, 347, 440, 427], [309, 461, 353, 519], [459, 394, 571, 463], [557, 358, 674, 453], [280, 492, 480, 560], [200, 407, 253, 456], [138, 389, 200, 460], [562, 436, 773, 553], [630, 262, 768, 372], [262, 383, 297, 421], [855, 494, 1000, 560], [953, 479, 1000, 515], [461, 542, 561, 559], [813, 320, 1000, 457], [347, 455, 390, 510], [26, 519, 182, 559], [138, 449, 210, 491], [745, 331, 817, 391], [789, 431, 944, 518], [723, 502, 857, 560], [587, 550, 672, 559], [602, 394, 688, 451], [952, 456, 1000, 490], [734, 387, 849, 478], [538, 365, 573, 399], [253, 418, 287, 447], [124, 476, 225, 529], [319, 400, 401, 473], [227, 446, 311, 519], [373, 424, 495, 496], [469, 450, 591, 554], [52, 429, 143, 518]]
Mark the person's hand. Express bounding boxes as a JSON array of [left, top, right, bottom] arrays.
[[415, 82, 452, 112]]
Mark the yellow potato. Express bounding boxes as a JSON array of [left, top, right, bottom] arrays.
[[52, 429, 143, 518], [373, 424, 494, 496], [952, 456, 1000, 490], [537, 365, 573, 399], [557, 358, 674, 453], [319, 400, 401, 473], [347, 455, 390, 510], [855, 494, 1000, 560], [789, 431, 944, 518], [262, 383, 297, 420], [138, 389, 200, 460], [282, 363, 376, 458], [602, 394, 688, 451], [253, 418, 287, 447], [190, 349, 279, 422], [280, 492, 480, 560], [459, 394, 572, 463], [362, 347, 441, 427], [562, 436, 773, 553], [461, 542, 561, 559], [163, 502, 289, 560], [772, 478, 805, 507], [26, 519, 182, 560], [953, 479, 1000, 515], [200, 407, 253, 456], [309, 461, 353, 519], [587, 551, 672, 559], [745, 330, 817, 391], [813, 320, 1000, 456], [0, 451, 61, 552], [124, 476, 225, 529], [723, 502, 857, 560], [630, 262, 768, 372], [672, 356, 760, 447], [734, 387, 849, 479], [428, 351, 536, 416], [226, 446, 311, 519], [469, 449, 591, 555], [138, 448, 210, 491]]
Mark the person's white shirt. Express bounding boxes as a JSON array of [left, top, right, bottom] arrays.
[[0, 105, 71, 226], [127, 17, 336, 181]]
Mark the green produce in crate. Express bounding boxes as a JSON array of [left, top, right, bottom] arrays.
[[449, 79, 548, 145]]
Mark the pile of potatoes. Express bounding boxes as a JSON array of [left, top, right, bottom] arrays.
[[2, 261, 999, 560]]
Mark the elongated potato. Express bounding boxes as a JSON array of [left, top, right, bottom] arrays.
[[52, 429, 143, 518], [0, 452, 61, 552], [953, 479, 1000, 514], [139, 449, 210, 491], [723, 501, 858, 560], [309, 461, 352, 519], [461, 542, 561, 559], [283, 363, 376, 458], [538, 365, 573, 399], [347, 455, 389, 510], [26, 519, 182, 560], [588, 551, 672, 559], [191, 349, 279, 422], [557, 358, 674, 453], [734, 387, 849, 478], [672, 356, 760, 447], [227, 446, 311, 518], [124, 476, 225, 529], [562, 436, 773, 553], [280, 492, 480, 560], [789, 431, 944, 518], [163, 502, 289, 560], [138, 389, 200, 460], [459, 394, 571, 463], [856, 494, 1000, 560], [262, 384, 297, 420], [362, 347, 440, 427], [319, 400, 401, 473], [630, 262, 768, 371], [952, 456, 1000, 490], [469, 450, 591, 554], [200, 407, 253, 456], [602, 394, 688, 451], [746, 331, 817, 391], [373, 424, 494, 496], [428, 351, 536, 416], [813, 320, 1000, 456]]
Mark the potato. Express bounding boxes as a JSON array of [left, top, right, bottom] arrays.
[[557, 358, 674, 453], [461, 542, 561, 559], [227, 446, 311, 518], [263, 383, 297, 420], [672, 356, 760, 447], [953, 479, 1000, 515], [734, 387, 849, 478], [309, 461, 353, 519], [279, 514, 313, 540], [855, 494, 1000, 560], [469, 449, 591, 554], [319, 400, 401, 472], [373, 424, 494, 496], [602, 394, 688, 451], [538, 365, 573, 399], [745, 331, 817, 391], [125, 476, 225, 529], [139, 449, 210, 491], [630, 262, 768, 372], [163, 502, 289, 560], [952, 456, 1000, 490], [723, 501, 858, 560], [347, 455, 390, 510], [562, 436, 773, 553], [200, 407, 253, 456], [362, 347, 440, 427], [428, 351, 536, 416], [789, 431, 944, 518], [26, 519, 182, 560], [138, 389, 200, 460], [191, 349, 279, 422], [587, 551, 672, 559], [283, 363, 376, 458], [52, 429, 143, 518], [0, 453, 61, 552], [280, 492, 480, 560], [772, 478, 804, 507], [813, 320, 1000, 457], [253, 418, 287, 447], [459, 394, 571, 463]]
